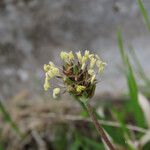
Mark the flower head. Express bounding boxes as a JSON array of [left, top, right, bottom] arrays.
[[43, 50, 106, 100]]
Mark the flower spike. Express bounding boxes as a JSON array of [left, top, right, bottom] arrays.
[[43, 50, 106, 99]]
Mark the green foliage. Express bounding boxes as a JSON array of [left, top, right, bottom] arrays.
[[0, 100, 21, 136], [1, 0, 150, 149], [117, 31, 145, 127], [129, 46, 150, 85], [71, 130, 104, 150], [129, 46, 150, 97], [0, 144, 4, 150], [143, 142, 150, 150], [138, 0, 150, 31], [53, 124, 69, 150]]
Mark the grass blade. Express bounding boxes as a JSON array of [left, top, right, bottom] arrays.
[[129, 46, 150, 86], [0, 100, 21, 136], [83, 136, 104, 149], [117, 31, 145, 127], [138, 93, 150, 128], [0, 144, 4, 150], [138, 0, 150, 31]]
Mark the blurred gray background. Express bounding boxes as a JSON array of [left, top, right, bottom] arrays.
[[0, 0, 150, 99]]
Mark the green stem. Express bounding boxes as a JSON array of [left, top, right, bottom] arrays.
[[83, 102, 116, 150]]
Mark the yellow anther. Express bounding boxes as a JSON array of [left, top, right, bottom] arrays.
[[49, 61, 55, 67], [84, 50, 90, 58], [95, 54, 101, 60], [96, 60, 106, 73], [47, 67, 59, 78], [91, 75, 96, 83], [76, 85, 86, 93], [81, 63, 85, 70], [44, 77, 50, 91], [76, 51, 82, 63], [90, 57, 97, 69], [53, 88, 60, 99], [44, 64, 50, 72], [88, 69, 95, 75], [60, 51, 68, 61], [68, 51, 74, 60], [89, 54, 94, 59]]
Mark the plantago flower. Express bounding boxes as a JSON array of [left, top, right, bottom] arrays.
[[43, 51, 115, 150], [43, 50, 106, 99]]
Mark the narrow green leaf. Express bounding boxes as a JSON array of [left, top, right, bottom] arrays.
[[138, 0, 150, 31], [0, 100, 22, 136], [70, 140, 81, 150], [71, 131, 81, 150], [66, 77, 74, 84], [73, 65, 79, 74], [0, 144, 4, 150], [83, 136, 104, 149], [129, 46, 150, 86], [117, 31, 145, 127], [112, 109, 136, 150]]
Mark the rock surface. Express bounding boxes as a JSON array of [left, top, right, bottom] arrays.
[[0, 0, 150, 98]]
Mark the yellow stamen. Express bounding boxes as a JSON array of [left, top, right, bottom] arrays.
[[44, 77, 50, 91], [76, 85, 86, 93], [44, 64, 50, 72], [90, 58, 97, 69], [91, 75, 96, 83], [60, 51, 68, 61], [76, 51, 82, 63], [88, 69, 95, 75], [84, 50, 90, 58], [68, 51, 74, 60], [53, 88, 60, 99]]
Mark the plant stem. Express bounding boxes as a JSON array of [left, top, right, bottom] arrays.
[[84, 102, 116, 150]]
